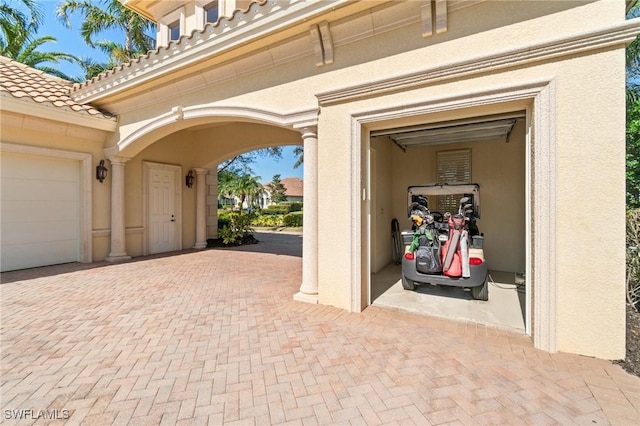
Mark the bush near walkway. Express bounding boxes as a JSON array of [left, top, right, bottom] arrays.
[[616, 209, 640, 377], [283, 211, 303, 227], [628, 209, 640, 310]]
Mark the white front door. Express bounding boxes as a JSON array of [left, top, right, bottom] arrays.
[[146, 163, 180, 254]]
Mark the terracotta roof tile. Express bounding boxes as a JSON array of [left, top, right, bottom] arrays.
[[281, 177, 303, 198], [0, 56, 115, 120]]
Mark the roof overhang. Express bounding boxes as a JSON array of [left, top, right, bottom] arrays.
[[1, 95, 118, 132]]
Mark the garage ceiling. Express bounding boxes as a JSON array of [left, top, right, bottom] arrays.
[[371, 112, 525, 150]]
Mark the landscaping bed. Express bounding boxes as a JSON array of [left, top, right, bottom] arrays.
[[615, 304, 640, 377]]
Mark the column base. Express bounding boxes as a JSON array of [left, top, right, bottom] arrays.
[[105, 254, 131, 262], [193, 242, 207, 249], [293, 291, 318, 304]]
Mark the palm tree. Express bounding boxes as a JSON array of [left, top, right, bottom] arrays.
[[0, 0, 80, 80], [2, 32, 80, 79], [293, 146, 303, 169], [627, 1, 640, 103], [0, 0, 42, 35], [57, 0, 156, 77], [218, 172, 263, 210]]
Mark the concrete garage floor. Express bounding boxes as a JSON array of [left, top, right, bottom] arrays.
[[371, 264, 526, 332]]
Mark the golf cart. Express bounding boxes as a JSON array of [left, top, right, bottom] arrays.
[[399, 183, 489, 300]]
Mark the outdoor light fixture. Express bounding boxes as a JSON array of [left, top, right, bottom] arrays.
[[185, 170, 195, 188], [96, 160, 108, 183]]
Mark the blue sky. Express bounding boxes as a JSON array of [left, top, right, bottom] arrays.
[[33, 0, 303, 183]]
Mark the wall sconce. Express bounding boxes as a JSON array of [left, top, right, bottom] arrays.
[[96, 160, 108, 183], [185, 170, 195, 188]]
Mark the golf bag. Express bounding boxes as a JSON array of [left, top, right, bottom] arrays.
[[414, 226, 442, 274], [442, 215, 465, 277]]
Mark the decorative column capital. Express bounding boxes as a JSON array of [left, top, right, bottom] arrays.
[[296, 125, 318, 140], [106, 156, 131, 165], [193, 167, 208, 175]]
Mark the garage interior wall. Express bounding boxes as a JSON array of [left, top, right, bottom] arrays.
[[370, 118, 526, 275]]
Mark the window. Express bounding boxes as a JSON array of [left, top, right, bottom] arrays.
[[436, 149, 471, 212], [205, 1, 219, 24], [169, 20, 180, 41]]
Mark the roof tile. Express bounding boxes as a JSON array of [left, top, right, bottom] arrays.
[[0, 56, 115, 121], [71, 0, 267, 95]]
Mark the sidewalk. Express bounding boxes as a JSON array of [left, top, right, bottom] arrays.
[[1, 234, 638, 425]]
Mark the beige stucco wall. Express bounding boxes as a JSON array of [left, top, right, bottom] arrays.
[[0, 111, 113, 261], [84, 0, 628, 359], [371, 137, 393, 273], [312, 46, 625, 358]]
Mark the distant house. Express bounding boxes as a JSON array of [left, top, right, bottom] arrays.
[[260, 177, 303, 207], [281, 177, 303, 203]]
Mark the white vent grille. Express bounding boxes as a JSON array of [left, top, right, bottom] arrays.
[[436, 149, 471, 212]]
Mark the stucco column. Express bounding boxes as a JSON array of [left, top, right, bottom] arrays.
[[294, 126, 318, 304], [106, 156, 131, 262], [193, 168, 208, 249]]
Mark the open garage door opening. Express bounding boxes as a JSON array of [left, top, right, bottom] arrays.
[[367, 112, 528, 334]]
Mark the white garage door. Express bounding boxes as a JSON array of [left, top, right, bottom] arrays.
[[1, 152, 81, 272]]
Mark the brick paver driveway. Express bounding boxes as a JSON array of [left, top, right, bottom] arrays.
[[1, 232, 639, 425]]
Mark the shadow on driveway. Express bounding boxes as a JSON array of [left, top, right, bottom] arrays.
[[1, 231, 301, 284], [215, 231, 302, 258]]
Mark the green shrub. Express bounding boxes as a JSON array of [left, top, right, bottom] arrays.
[[251, 214, 284, 227], [628, 209, 640, 311], [263, 205, 288, 215], [217, 210, 233, 230], [218, 212, 254, 243], [219, 225, 240, 245], [288, 202, 303, 212], [283, 211, 303, 227]]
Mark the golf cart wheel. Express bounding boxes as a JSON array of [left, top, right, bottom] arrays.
[[402, 276, 415, 290], [471, 278, 488, 301]]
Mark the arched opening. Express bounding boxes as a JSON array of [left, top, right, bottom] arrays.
[[110, 118, 305, 259]]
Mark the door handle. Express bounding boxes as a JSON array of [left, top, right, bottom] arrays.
[[170, 214, 175, 222]]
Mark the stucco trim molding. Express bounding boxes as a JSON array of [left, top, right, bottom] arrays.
[[71, 0, 355, 103], [349, 79, 557, 353], [0, 142, 93, 264], [106, 105, 318, 157], [92, 227, 144, 237], [0, 95, 117, 132], [319, 17, 640, 106]]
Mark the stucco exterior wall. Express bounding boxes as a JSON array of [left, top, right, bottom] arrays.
[[0, 111, 113, 261], [371, 136, 393, 274], [82, 0, 629, 359], [311, 44, 625, 358]]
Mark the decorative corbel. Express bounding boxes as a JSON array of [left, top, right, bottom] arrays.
[[310, 25, 324, 67], [435, 0, 448, 34], [421, 0, 448, 38], [310, 21, 334, 67], [172, 105, 184, 121], [421, 0, 433, 37], [318, 21, 333, 65]]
